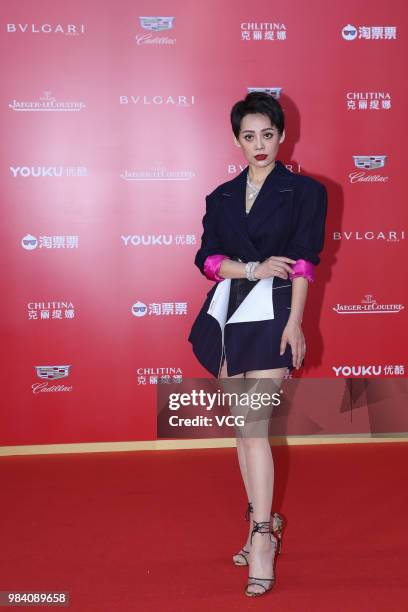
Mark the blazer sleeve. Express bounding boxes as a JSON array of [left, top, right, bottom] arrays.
[[284, 180, 328, 265], [194, 193, 226, 275]]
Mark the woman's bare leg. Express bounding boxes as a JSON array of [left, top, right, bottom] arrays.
[[242, 367, 286, 594], [219, 360, 253, 562]]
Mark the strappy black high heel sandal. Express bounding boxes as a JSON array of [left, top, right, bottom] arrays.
[[232, 502, 284, 566], [244, 519, 278, 597]]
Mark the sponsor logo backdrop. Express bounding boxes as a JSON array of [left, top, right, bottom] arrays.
[[1, 1, 407, 445]]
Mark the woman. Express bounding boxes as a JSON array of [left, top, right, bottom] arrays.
[[188, 92, 327, 596]]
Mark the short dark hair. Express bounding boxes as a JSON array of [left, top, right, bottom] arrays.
[[230, 92, 285, 138]]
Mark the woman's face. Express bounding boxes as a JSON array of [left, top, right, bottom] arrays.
[[234, 113, 285, 169]]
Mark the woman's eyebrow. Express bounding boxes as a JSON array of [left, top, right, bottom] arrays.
[[241, 128, 275, 133]]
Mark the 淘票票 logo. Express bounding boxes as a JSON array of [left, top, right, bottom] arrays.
[[21, 234, 79, 249], [131, 301, 188, 317], [333, 294, 404, 314], [341, 24, 396, 41], [342, 24, 357, 41]]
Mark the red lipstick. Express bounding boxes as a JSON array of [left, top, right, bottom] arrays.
[[255, 154, 267, 161]]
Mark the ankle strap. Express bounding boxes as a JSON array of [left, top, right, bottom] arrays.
[[245, 502, 254, 521], [250, 520, 271, 544]]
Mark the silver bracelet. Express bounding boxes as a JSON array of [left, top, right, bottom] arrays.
[[245, 261, 260, 281]]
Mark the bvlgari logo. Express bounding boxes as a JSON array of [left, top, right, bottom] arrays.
[[247, 87, 282, 99], [9, 91, 86, 112], [349, 155, 388, 183], [333, 294, 404, 314], [119, 95, 194, 106], [6, 23, 85, 35], [136, 16, 176, 45], [35, 365, 71, 380], [333, 231, 404, 242]]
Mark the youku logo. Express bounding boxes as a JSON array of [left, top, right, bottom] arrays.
[[136, 16, 176, 45], [10, 166, 87, 178], [333, 294, 404, 315], [32, 365, 73, 394], [332, 364, 405, 377], [121, 235, 196, 247], [349, 155, 388, 183], [247, 87, 282, 99]]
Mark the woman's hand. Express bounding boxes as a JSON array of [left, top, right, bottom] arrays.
[[254, 256, 296, 280], [280, 321, 306, 369]]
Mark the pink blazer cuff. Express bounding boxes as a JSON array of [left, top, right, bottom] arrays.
[[289, 259, 315, 283], [203, 254, 229, 281]]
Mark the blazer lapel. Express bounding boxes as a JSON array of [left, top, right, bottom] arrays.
[[246, 162, 295, 235], [219, 167, 262, 261]]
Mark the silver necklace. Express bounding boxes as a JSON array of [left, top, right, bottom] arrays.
[[246, 176, 262, 200]]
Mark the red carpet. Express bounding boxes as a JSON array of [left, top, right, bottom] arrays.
[[1, 442, 407, 611]]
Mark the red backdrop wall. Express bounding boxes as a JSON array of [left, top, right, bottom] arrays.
[[1, 1, 407, 446]]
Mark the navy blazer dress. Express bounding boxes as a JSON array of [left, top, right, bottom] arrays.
[[188, 161, 327, 377]]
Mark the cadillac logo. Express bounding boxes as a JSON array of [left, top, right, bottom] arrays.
[[248, 87, 282, 99], [35, 365, 71, 380], [139, 16, 175, 31], [353, 155, 387, 170]]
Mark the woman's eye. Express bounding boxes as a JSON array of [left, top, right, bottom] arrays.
[[264, 132, 274, 139], [244, 135, 253, 141]]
